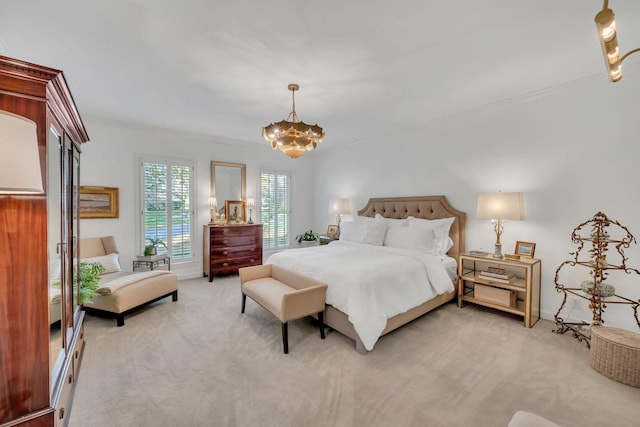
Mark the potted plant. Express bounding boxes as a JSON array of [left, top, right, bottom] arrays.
[[53, 261, 105, 305], [144, 237, 167, 256], [296, 229, 319, 247]]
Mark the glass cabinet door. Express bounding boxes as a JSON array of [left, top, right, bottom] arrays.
[[70, 138, 81, 322], [48, 126, 64, 381]]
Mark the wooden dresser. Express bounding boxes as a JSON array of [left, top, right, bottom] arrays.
[[204, 224, 263, 281]]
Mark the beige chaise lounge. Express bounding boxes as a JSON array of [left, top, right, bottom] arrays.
[[81, 236, 178, 326]]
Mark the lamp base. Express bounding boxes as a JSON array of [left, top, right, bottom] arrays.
[[492, 242, 504, 259]]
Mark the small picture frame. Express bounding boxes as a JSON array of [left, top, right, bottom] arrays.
[[79, 186, 119, 219], [515, 241, 536, 258], [327, 224, 339, 239], [225, 200, 245, 223]]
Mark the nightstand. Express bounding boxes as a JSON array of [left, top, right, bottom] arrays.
[[319, 235, 337, 245], [458, 253, 541, 327]]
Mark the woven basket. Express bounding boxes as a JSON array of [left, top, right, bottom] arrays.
[[590, 326, 640, 388]]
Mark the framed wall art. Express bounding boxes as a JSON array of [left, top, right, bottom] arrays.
[[79, 186, 119, 219]]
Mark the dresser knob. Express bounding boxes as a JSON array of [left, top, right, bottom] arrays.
[[223, 251, 228, 255], [223, 263, 229, 267], [223, 240, 229, 244]]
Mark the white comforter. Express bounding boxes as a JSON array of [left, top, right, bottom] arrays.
[[266, 241, 455, 350]]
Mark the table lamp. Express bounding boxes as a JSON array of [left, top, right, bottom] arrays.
[[208, 197, 217, 224], [476, 192, 524, 259], [0, 111, 43, 194], [246, 198, 255, 224], [329, 198, 351, 236]]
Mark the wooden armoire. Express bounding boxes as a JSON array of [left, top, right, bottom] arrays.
[[0, 56, 89, 426]]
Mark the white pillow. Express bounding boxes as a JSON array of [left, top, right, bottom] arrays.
[[384, 224, 437, 253], [80, 252, 122, 275], [374, 213, 409, 225], [340, 220, 387, 246], [406, 216, 455, 256]]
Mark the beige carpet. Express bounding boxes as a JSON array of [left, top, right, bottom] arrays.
[[68, 275, 640, 427]]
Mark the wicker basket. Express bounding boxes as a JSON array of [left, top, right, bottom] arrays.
[[590, 326, 640, 388]]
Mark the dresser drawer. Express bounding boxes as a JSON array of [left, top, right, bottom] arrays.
[[211, 235, 259, 247], [212, 254, 262, 272], [211, 244, 259, 257]]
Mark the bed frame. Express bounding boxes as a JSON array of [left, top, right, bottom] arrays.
[[322, 195, 466, 353]]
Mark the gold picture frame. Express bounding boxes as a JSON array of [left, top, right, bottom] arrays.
[[327, 224, 339, 239], [79, 186, 119, 219], [515, 241, 536, 258], [225, 200, 246, 223]]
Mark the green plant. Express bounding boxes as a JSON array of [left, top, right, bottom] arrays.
[[53, 261, 105, 305], [144, 237, 167, 255], [296, 229, 319, 244]]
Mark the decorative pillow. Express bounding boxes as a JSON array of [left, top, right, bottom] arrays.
[[374, 213, 409, 225], [384, 224, 437, 253], [340, 220, 387, 246], [406, 216, 455, 256], [80, 252, 122, 275]]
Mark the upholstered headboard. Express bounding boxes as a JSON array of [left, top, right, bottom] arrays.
[[357, 196, 466, 260]]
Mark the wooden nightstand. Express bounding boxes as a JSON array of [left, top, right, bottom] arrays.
[[458, 253, 541, 327], [318, 235, 337, 245]]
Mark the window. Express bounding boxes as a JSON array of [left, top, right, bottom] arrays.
[[260, 172, 290, 249], [141, 157, 194, 261]]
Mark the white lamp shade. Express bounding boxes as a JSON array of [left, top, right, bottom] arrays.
[[476, 192, 524, 220], [246, 198, 255, 208], [329, 198, 351, 215], [0, 111, 43, 194]]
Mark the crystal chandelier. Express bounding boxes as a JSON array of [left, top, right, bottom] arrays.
[[262, 83, 324, 159]]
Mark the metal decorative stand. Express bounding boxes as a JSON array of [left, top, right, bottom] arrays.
[[553, 212, 640, 348]]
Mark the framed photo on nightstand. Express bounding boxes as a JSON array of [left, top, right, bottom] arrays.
[[515, 241, 536, 258], [327, 224, 339, 239]]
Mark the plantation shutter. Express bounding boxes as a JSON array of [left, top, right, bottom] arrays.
[[260, 172, 290, 249]]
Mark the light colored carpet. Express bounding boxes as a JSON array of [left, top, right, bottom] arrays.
[[68, 275, 640, 427]]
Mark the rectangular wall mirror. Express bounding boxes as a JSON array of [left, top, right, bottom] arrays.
[[211, 161, 246, 222]]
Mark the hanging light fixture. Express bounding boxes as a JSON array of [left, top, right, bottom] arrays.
[[595, 1, 640, 82], [262, 83, 324, 159]]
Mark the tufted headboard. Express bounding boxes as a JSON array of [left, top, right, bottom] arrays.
[[357, 195, 466, 260]]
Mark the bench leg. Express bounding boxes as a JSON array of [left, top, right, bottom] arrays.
[[318, 311, 325, 339], [172, 290, 178, 301], [241, 294, 246, 313], [116, 314, 125, 327], [282, 322, 289, 354]]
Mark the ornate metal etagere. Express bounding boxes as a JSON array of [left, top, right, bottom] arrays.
[[553, 212, 640, 348]]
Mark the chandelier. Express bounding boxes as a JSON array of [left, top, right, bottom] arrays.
[[262, 83, 324, 159]]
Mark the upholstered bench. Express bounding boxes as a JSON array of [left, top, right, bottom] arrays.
[[590, 325, 640, 388], [81, 236, 179, 326], [239, 264, 328, 354]]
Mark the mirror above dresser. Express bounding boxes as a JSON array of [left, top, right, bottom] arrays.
[[210, 161, 246, 223]]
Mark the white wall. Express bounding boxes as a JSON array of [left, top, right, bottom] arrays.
[[312, 69, 640, 331], [79, 117, 315, 279]]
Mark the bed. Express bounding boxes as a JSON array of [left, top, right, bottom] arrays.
[[266, 195, 466, 353]]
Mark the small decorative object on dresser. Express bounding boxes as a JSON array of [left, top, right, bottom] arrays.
[[225, 200, 246, 223], [458, 252, 541, 328], [327, 224, 339, 239]]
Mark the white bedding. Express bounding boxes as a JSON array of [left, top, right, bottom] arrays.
[[266, 240, 456, 350]]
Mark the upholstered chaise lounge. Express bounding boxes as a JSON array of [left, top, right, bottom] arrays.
[[81, 236, 178, 326]]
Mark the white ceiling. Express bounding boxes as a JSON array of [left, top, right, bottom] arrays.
[[2, 0, 640, 150]]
